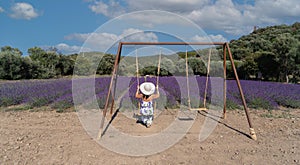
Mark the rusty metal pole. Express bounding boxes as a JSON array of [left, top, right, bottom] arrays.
[[120, 42, 225, 46], [225, 43, 257, 140], [110, 69, 121, 116], [223, 44, 227, 119], [97, 42, 123, 140], [109, 78, 118, 117]]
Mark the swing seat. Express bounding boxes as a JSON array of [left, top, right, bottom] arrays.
[[133, 113, 141, 118], [189, 107, 208, 111], [133, 112, 156, 118]]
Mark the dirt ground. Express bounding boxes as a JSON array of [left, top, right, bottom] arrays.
[[0, 108, 299, 165]]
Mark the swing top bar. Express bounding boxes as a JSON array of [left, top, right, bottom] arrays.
[[119, 42, 226, 46]]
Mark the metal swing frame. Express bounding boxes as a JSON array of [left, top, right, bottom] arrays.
[[97, 42, 257, 141]]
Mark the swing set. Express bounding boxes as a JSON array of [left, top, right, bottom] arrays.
[[97, 42, 257, 141], [135, 45, 210, 114]]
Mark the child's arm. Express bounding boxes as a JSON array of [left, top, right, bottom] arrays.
[[135, 86, 143, 98], [151, 86, 160, 99]]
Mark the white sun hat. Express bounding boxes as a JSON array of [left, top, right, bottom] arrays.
[[140, 82, 155, 95]]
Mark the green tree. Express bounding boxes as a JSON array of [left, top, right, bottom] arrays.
[[228, 22, 300, 82], [231, 48, 251, 60], [255, 52, 279, 81], [21, 57, 41, 79], [273, 33, 298, 82], [0, 46, 23, 80], [118, 60, 135, 76], [187, 57, 207, 76], [97, 54, 115, 75], [239, 55, 259, 80], [225, 60, 245, 79], [56, 54, 75, 76], [161, 57, 177, 75], [210, 61, 223, 77], [1, 46, 22, 56], [28, 47, 60, 78], [288, 42, 300, 83], [140, 66, 158, 76], [73, 57, 93, 76], [175, 58, 186, 76], [28, 47, 45, 60]]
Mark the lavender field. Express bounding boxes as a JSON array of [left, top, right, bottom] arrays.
[[0, 76, 299, 111]]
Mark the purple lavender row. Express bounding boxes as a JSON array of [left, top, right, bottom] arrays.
[[0, 77, 299, 110]]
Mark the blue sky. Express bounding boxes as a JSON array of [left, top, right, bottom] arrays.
[[1, 0, 300, 55]]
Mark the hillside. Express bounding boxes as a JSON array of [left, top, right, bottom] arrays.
[[228, 22, 300, 82]]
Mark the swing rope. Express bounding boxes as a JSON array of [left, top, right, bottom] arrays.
[[135, 49, 140, 115], [135, 48, 161, 117], [136, 49, 140, 88], [156, 49, 161, 88], [203, 48, 211, 108], [185, 47, 192, 110], [186, 47, 211, 111], [154, 49, 162, 111]]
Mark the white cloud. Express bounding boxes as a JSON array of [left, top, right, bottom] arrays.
[[55, 43, 92, 54], [0, 7, 4, 13], [9, 2, 39, 20], [89, 1, 109, 15], [86, 0, 210, 19], [65, 32, 119, 50], [126, 0, 209, 13], [187, 0, 247, 35], [191, 34, 228, 42], [120, 11, 192, 27], [88, 0, 125, 17], [65, 28, 158, 52], [120, 28, 158, 42], [86, 0, 300, 36], [43, 43, 92, 54], [187, 0, 300, 35], [243, 0, 300, 24]]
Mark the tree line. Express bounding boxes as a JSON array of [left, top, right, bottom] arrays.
[[1, 22, 300, 82], [0, 45, 211, 80], [0, 46, 119, 80], [0, 46, 75, 79]]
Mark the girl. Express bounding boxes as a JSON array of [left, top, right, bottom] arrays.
[[135, 82, 160, 128]]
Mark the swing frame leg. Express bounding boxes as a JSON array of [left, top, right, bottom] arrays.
[[226, 43, 257, 140], [223, 44, 227, 120], [97, 43, 122, 140]]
